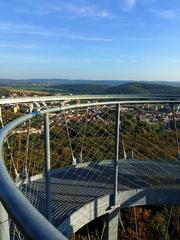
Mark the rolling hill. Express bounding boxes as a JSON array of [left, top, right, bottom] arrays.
[[51, 82, 180, 95], [106, 82, 180, 95]]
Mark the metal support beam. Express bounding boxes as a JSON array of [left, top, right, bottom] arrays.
[[103, 209, 119, 240], [0, 202, 9, 240], [113, 104, 120, 206], [44, 113, 52, 222]]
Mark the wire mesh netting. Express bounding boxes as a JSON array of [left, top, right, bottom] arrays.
[[1, 102, 180, 239]]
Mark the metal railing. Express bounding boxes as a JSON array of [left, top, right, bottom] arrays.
[[0, 97, 180, 239], [0, 94, 180, 106], [0, 112, 68, 240]]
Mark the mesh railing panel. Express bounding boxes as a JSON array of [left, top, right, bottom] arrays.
[[1, 102, 180, 239]]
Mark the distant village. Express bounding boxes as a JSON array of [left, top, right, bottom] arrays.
[[0, 90, 180, 134]]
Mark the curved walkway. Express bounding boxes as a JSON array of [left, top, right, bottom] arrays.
[[21, 160, 180, 237]]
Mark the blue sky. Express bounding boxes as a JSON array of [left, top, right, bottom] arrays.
[[0, 0, 180, 80]]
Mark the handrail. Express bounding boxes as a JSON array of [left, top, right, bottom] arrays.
[[0, 94, 180, 105], [0, 98, 180, 239], [0, 112, 68, 240]]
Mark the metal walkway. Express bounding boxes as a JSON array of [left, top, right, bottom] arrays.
[[21, 159, 180, 236]]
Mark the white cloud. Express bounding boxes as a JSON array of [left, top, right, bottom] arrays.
[[71, 35, 112, 42], [0, 43, 40, 49], [126, 0, 136, 8], [0, 22, 68, 37], [17, 1, 110, 18], [159, 10, 177, 19], [149, 9, 179, 19], [0, 22, 112, 42], [60, 3, 110, 18], [121, 0, 137, 9]]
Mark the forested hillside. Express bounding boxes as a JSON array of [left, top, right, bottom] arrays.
[[107, 82, 180, 95], [51, 83, 109, 94], [51, 82, 180, 95]]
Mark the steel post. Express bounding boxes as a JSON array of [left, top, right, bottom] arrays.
[[44, 113, 52, 222], [113, 104, 120, 206], [103, 209, 119, 240]]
